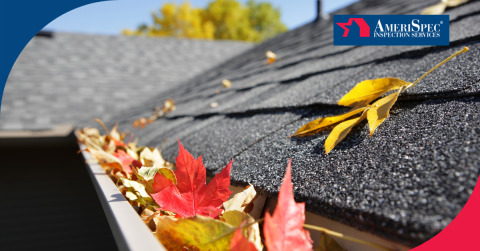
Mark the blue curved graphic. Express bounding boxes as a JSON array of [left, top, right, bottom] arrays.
[[0, 0, 111, 112]]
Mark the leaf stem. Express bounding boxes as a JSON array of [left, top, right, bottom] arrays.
[[411, 47, 469, 87], [94, 118, 110, 135], [303, 224, 395, 251]]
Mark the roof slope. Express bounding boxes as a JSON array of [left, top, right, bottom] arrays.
[[0, 32, 253, 130], [109, 0, 480, 247]]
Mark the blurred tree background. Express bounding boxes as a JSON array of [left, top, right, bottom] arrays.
[[122, 0, 288, 42]]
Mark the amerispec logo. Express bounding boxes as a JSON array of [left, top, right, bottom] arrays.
[[336, 18, 370, 37], [333, 15, 449, 46], [374, 19, 442, 38]]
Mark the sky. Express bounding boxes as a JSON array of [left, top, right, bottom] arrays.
[[43, 0, 359, 36]]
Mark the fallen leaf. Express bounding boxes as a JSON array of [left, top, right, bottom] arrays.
[[291, 106, 367, 137], [87, 148, 124, 171], [230, 227, 258, 251], [266, 51, 277, 64], [140, 147, 169, 169], [151, 140, 233, 218], [104, 139, 116, 154], [133, 117, 153, 129], [113, 149, 142, 174], [444, 0, 470, 7], [293, 47, 469, 154], [421, 2, 447, 14], [110, 122, 122, 142], [325, 110, 368, 154], [222, 210, 262, 250], [367, 87, 405, 137], [120, 178, 157, 208], [134, 166, 177, 194], [223, 185, 257, 212], [264, 159, 313, 251], [422, 0, 469, 14], [162, 98, 176, 113], [222, 79, 232, 88], [155, 215, 235, 251], [151, 168, 177, 193], [316, 233, 346, 251], [337, 78, 408, 107]]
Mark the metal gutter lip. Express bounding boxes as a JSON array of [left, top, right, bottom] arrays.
[[79, 143, 166, 251]]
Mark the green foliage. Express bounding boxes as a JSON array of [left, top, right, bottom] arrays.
[[122, 0, 288, 42]]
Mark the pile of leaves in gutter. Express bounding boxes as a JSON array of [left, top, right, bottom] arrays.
[[77, 122, 394, 251]]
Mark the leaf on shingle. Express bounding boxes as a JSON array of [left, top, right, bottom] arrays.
[[421, 0, 469, 15], [291, 106, 367, 137], [293, 47, 469, 154], [316, 233, 346, 251], [222, 79, 232, 88], [155, 215, 235, 251], [266, 51, 277, 64], [421, 2, 447, 14], [367, 87, 405, 137], [325, 110, 368, 154], [337, 78, 408, 107]]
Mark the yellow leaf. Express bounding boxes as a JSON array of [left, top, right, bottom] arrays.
[[367, 88, 404, 137], [325, 110, 368, 154], [105, 139, 116, 154], [134, 166, 176, 194], [126, 147, 139, 160], [120, 178, 150, 198], [120, 178, 157, 207], [155, 215, 235, 251], [125, 191, 138, 201], [223, 185, 256, 212], [222, 210, 262, 251], [421, 2, 447, 14], [316, 233, 346, 251], [291, 106, 367, 137], [338, 78, 409, 107], [266, 51, 276, 64], [139, 147, 172, 169], [444, 0, 469, 7], [110, 122, 121, 141], [87, 148, 123, 170], [222, 79, 232, 88]]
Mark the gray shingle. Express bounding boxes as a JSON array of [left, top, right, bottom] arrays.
[[1, 33, 253, 130]]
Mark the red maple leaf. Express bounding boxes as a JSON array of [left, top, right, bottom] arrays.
[[230, 227, 258, 251], [112, 149, 142, 174], [263, 159, 313, 251], [151, 140, 233, 218]]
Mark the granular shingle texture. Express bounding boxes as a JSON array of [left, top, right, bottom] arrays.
[[104, 0, 480, 247], [1, 32, 253, 130]]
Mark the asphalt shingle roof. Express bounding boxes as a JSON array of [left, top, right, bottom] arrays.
[[104, 0, 480, 247], [0, 32, 253, 131]]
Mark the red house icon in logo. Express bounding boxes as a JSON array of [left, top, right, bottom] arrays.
[[336, 18, 370, 37]]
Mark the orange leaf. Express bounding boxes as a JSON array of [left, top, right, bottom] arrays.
[[264, 159, 313, 251]]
